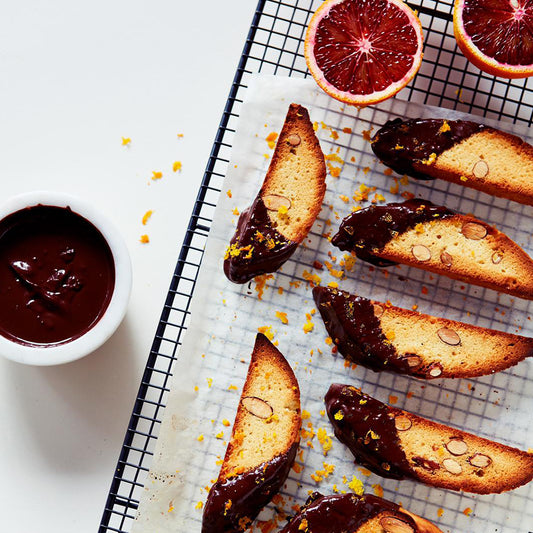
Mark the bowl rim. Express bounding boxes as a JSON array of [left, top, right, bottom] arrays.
[[0, 191, 132, 366]]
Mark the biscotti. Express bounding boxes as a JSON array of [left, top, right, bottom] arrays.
[[224, 103, 326, 283], [371, 117, 533, 205], [332, 198, 533, 299], [202, 334, 301, 533], [279, 492, 443, 533], [325, 384, 533, 494], [313, 285, 533, 379]]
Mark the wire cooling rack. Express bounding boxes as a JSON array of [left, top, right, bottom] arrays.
[[99, 0, 533, 531]]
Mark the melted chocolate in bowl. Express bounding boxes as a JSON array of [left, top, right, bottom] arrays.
[[0, 205, 115, 346]]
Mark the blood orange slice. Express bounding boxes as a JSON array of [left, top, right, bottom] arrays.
[[304, 0, 424, 106], [454, 0, 533, 78]]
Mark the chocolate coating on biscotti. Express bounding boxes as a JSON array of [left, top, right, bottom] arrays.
[[314, 286, 533, 380], [224, 197, 297, 283], [279, 492, 418, 533], [313, 286, 411, 374], [372, 118, 485, 180], [202, 443, 298, 533], [325, 384, 412, 480], [331, 199, 454, 265], [326, 384, 533, 494]]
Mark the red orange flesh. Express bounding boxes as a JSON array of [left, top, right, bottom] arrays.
[[305, 0, 424, 106], [454, 0, 533, 78]]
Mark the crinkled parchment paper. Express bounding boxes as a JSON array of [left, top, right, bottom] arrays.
[[132, 75, 533, 533]]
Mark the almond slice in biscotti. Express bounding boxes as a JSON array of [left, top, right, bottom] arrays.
[[278, 492, 444, 533], [223, 103, 326, 284], [325, 384, 533, 494], [371, 117, 533, 206], [332, 198, 533, 300], [313, 285, 533, 379], [202, 334, 301, 533]]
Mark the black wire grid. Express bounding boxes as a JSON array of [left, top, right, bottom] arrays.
[[99, 0, 533, 531]]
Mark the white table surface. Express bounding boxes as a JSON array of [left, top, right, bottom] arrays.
[[0, 1, 257, 531]]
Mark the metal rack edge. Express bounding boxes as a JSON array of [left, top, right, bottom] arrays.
[[98, 1, 266, 530]]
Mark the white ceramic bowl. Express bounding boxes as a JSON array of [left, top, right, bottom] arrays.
[[0, 191, 132, 366]]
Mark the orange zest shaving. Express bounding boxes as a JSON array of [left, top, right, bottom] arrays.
[[372, 483, 384, 497], [254, 273, 273, 300], [275, 311, 289, 325], [347, 476, 364, 495], [310, 462, 335, 482], [142, 210, 153, 225], [362, 128, 373, 141], [266, 132, 278, 149], [257, 325, 274, 341]]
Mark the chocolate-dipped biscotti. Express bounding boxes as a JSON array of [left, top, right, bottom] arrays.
[[202, 334, 301, 532], [279, 492, 443, 533], [325, 384, 533, 494], [372, 118, 533, 205], [313, 286, 533, 379], [332, 199, 533, 299], [224, 103, 326, 283]]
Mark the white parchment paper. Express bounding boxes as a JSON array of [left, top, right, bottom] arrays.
[[132, 75, 533, 533]]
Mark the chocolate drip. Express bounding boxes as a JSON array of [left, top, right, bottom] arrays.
[[223, 196, 298, 284], [313, 286, 411, 374], [279, 492, 418, 533], [331, 199, 454, 266], [372, 118, 485, 180], [202, 443, 298, 533], [325, 384, 412, 480]]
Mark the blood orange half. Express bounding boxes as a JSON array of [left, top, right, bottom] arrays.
[[454, 0, 533, 78], [304, 0, 424, 107]]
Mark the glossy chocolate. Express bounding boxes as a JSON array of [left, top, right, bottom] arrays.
[[279, 492, 418, 533], [202, 442, 298, 533], [325, 384, 412, 480], [372, 118, 485, 180], [331, 199, 454, 266], [224, 196, 298, 284], [313, 286, 412, 374], [0, 205, 115, 345]]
